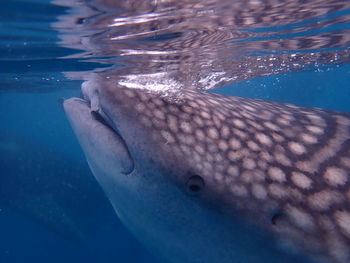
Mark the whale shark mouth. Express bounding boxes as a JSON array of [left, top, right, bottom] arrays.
[[64, 92, 135, 175], [88, 102, 134, 172], [90, 109, 116, 134], [73, 95, 116, 133], [79, 83, 124, 142]]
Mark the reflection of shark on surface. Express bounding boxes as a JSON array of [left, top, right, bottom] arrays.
[[53, 0, 350, 91], [0, 130, 115, 241], [55, 0, 350, 263]]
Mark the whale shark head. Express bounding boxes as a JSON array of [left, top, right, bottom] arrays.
[[64, 80, 350, 263]]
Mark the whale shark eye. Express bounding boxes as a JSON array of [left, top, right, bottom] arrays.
[[271, 210, 285, 226], [186, 175, 205, 195]]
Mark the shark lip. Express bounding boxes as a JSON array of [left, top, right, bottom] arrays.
[[68, 97, 135, 175], [90, 109, 115, 132]]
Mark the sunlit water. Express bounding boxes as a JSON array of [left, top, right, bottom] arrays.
[[0, 0, 349, 262]]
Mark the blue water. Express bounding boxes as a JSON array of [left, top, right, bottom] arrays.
[[0, 1, 157, 262], [0, 0, 349, 263]]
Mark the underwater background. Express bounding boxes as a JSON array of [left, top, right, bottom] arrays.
[[0, 0, 349, 262]]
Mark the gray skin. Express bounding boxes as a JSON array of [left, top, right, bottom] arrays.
[[64, 82, 350, 263]]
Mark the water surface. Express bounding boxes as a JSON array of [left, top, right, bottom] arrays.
[[0, 0, 350, 262]]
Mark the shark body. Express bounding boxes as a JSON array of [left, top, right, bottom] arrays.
[[64, 82, 350, 263]]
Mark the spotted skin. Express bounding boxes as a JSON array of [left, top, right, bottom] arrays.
[[57, 0, 350, 262], [96, 84, 350, 263]]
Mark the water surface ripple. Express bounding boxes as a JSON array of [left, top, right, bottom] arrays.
[[53, 0, 350, 94]]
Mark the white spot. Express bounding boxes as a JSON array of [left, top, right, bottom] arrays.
[[241, 171, 254, 183], [274, 152, 291, 166], [288, 141, 306, 155], [276, 117, 290, 126], [231, 129, 247, 140], [153, 99, 164, 107], [252, 170, 265, 181], [324, 167, 347, 187], [135, 103, 145, 112], [259, 110, 274, 120], [272, 133, 284, 142], [230, 184, 248, 197], [220, 125, 230, 138], [326, 232, 350, 262], [195, 129, 205, 141], [308, 190, 343, 211], [167, 115, 178, 133], [300, 133, 318, 144], [160, 131, 175, 143], [268, 167, 286, 182], [264, 121, 280, 131], [306, 114, 325, 126], [214, 172, 223, 182], [139, 93, 149, 102], [188, 101, 199, 108], [341, 157, 350, 168], [286, 205, 314, 231], [205, 153, 214, 163], [214, 153, 223, 162], [246, 141, 258, 151], [243, 105, 256, 112], [256, 133, 272, 146], [268, 183, 288, 199], [229, 138, 241, 149], [243, 158, 256, 170], [218, 140, 229, 151], [203, 161, 212, 170], [281, 114, 294, 121], [228, 151, 242, 161], [291, 172, 312, 189], [232, 119, 246, 128], [124, 89, 135, 97], [194, 116, 204, 126], [179, 134, 195, 145], [140, 116, 152, 127], [335, 211, 350, 238], [207, 127, 219, 139], [258, 160, 268, 169], [193, 152, 202, 163], [182, 105, 193, 114], [290, 188, 303, 202], [306, 125, 323, 135], [154, 109, 165, 120], [200, 111, 211, 119], [208, 144, 218, 153], [241, 112, 253, 120], [260, 151, 273, 162], [247, 120, 263, 130], [180, 145, 191, 155], [208, 98, 220, 105], [216, 112, 225, 121], [252, 184, 267, 200], [227, 165, 239, 176]]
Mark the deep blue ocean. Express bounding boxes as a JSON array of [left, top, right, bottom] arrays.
[[0, 0, 349, 263]]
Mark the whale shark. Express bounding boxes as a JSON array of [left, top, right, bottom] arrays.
[[64, 81, 350, 263], [57, 0, 350, 262]]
